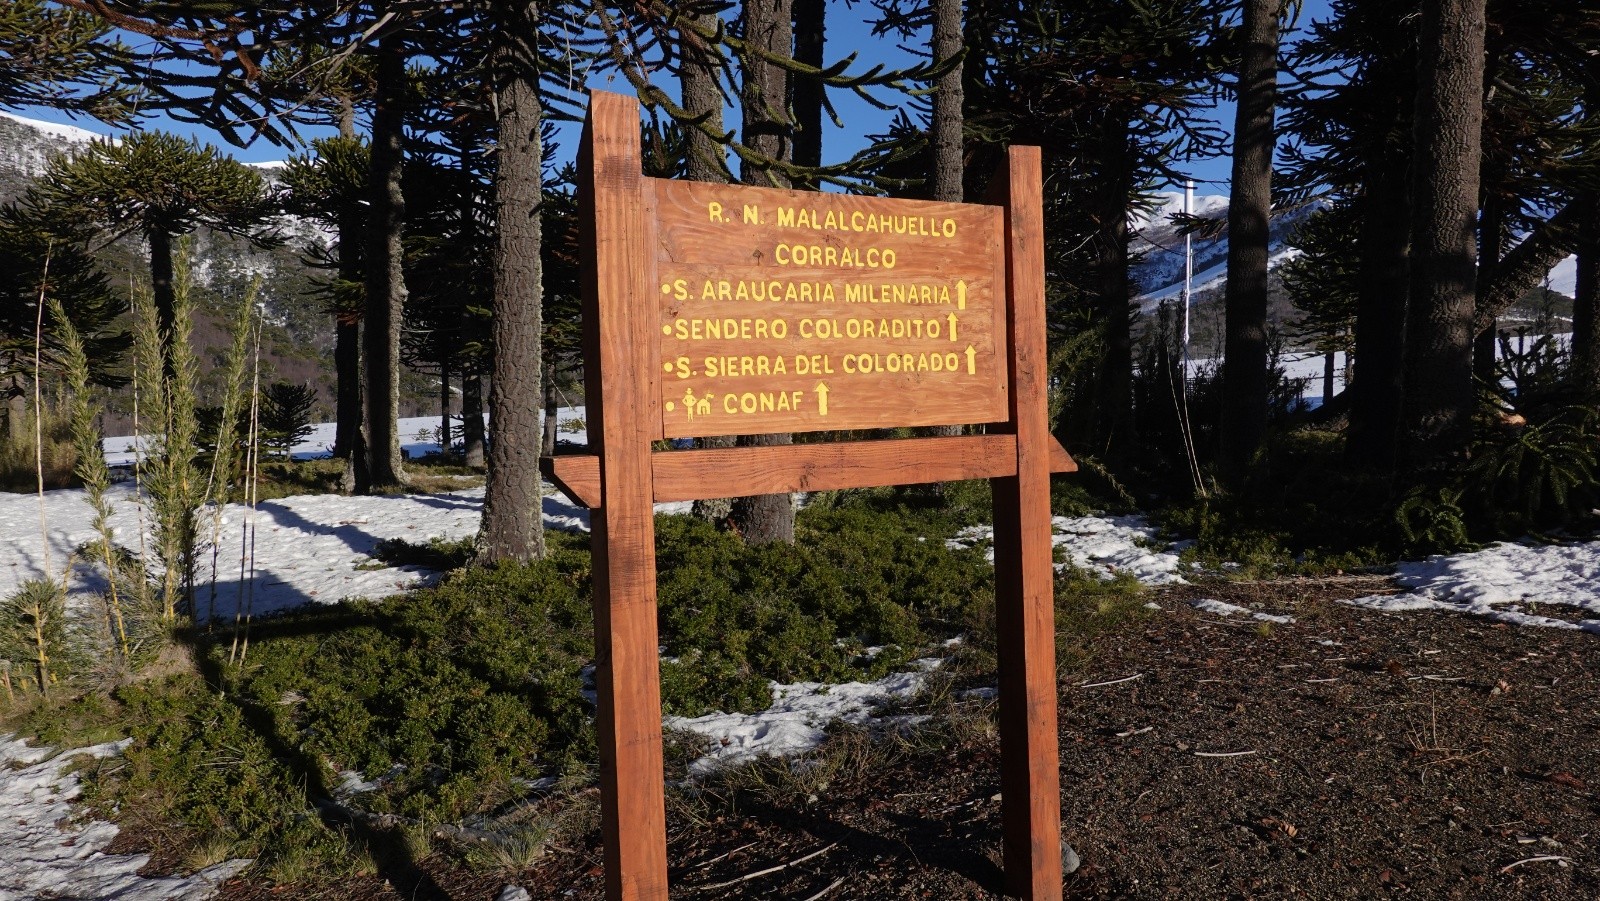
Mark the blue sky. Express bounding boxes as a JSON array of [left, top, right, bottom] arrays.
[[15, 0, 1336, 195]]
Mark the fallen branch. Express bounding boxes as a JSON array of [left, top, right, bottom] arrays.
[[692, 842, 839, 892], [1500, 855, 1572, 873], [1079, 673, 1144, 689], [692, 840, 760, 870], [802, 876, 848, 901], [1194, 750, 1258, 758], [1116, 726, 1154, 738]]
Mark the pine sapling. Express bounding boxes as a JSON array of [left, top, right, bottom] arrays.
[[51, 298, 130, 659]]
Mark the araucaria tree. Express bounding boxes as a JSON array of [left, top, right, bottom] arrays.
[[1401, 0, 1487, 469], [1219, 0, 1285, 480], [34, 131, 276, 374]]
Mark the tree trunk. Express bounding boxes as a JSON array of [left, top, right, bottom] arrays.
[[791, 0, 824, 173], [462, 372, 485, 468], [148, 228, 177, 380], [1401, 0, 1486, 470], [332, 208, 363, 464], [542, 361, 559, 457], [682, 5, 738, 523], [1219, 0, 1280, 480], [1323, 350, 1335, 406], [731, 0, 796, 545], [1473, 198, 1505, 386], [1573, 195, 1600, 394], [1347, 148, 1411, 469], [1092, 118, 1133, 456], [362, 35, 409, 492], [479, 0, 546, 564], [438, 362, 451, 457], [927, 0, 965, 439]]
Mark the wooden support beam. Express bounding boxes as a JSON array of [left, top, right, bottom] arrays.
[[579, 91, 669, 901], [542, 433, 1077, 510], [988, 145, 1064, 901]]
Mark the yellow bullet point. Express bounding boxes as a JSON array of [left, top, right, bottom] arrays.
[[665, 401, 676, 412], [662, 362, 673, 373], [661, 324, 673, 335], [660, 283, 671, 294]]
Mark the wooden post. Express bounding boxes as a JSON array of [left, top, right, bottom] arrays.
[[988, 145, 1064, 901], [579, 92, 670, 901]]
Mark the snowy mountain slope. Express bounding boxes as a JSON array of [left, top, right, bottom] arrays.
[[1130, 190, 1317, 313]]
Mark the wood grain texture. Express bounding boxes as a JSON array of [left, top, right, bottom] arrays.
[[651, 178, 1008, 437], [579, 91, 669, 901], [542, 432, 1076, 510], [988, 145, 1064, 901]]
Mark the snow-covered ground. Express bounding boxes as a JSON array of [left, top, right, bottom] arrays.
[[666, 659, 942, 776], [947, 514, 1187, 586], [1345, 540, 1600, 634], [0, 736, 248, 901]]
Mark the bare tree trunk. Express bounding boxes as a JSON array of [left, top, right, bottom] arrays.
[[1401, 0, 1486, 469], [1573, 195, 1600, 394], [1219, 0, 1281, 481], [731, 0, 796, 545], [1092, 119, 1134, 456], [1473, 198, 1505, 386], [928, 0, 965, 439], [479, 0, 546, 563], [1347, 148, 1410, 470], [438, 362, 451, 458], [462, 372, 485, 468], [1323, 350, 1335, 406], [332, 206, 364, 467], [681, 5, 738, 523], [791, 0, 824, 173], [148, 228, 178, 380], [362, 35, 409, 492], [542, 361, 559, 456]]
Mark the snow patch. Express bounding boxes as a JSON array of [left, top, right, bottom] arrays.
[[1344, 540, 1600, 634], [666, 659, 941, 776], [0, 735, 249, 900], [949, 515, 1185, 585], [1189, 598, 1294, 624]]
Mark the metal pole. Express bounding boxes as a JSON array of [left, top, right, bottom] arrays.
[[1182, 180, 1194, 373]]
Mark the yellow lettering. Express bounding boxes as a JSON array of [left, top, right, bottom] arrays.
[[778, 207, 796, 228], [744, 204, 759, 224], [708, 201, 723, 223]]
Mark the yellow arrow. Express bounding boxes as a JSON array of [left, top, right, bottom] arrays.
[[815, 381, 830, 416], [965, 345, 977, 375], [956, 280, 967, 310], [947, 313, 959, 342]]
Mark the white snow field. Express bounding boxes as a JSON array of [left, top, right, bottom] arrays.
[[0, 736, 249, 901], [1345, 540, 1600, 635]]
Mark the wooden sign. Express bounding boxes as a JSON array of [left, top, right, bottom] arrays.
[[653, 181, 1008, 437], [550, 90, 1074, 901]]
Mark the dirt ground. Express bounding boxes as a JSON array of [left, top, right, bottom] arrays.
[[213, 576, 1600, 900]]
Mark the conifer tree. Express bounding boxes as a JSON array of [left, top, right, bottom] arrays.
[[0, 0, 134, 121], [1219, 0, 1285, 480], [280, 136, 370, 468], [33, 131, 276, 376]]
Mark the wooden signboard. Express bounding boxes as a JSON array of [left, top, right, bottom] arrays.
[[546, 90, 1075, 901], [653, 180, 1008, 437]]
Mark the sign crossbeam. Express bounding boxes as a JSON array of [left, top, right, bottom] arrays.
[[566, 89, 1066, 901]]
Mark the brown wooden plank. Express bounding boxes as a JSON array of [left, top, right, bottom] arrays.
[[541, 433, 1076, 510], [1049, 437, 1078, 474], [651, 178, 1010, 437], [652, 434, 1015, 501], [987, 145, 1064, 901], [579, 90, 669, 901], [541, 454, 602, 509]]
